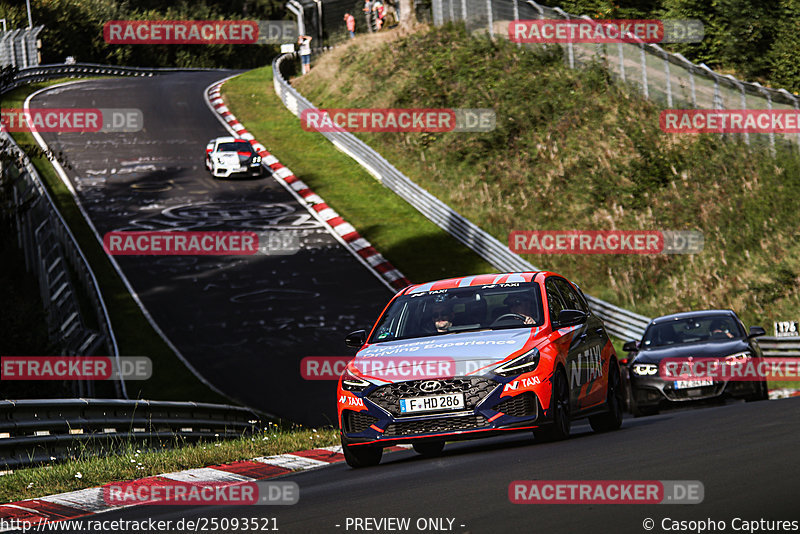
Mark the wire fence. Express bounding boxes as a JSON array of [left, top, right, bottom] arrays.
[[431, 0, 800, 152], [0, 26, 43, 69]]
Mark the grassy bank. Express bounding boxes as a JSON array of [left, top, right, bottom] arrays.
[[221, 66, 496, 283], [290, 24, 800, 333], [0, 425, 338, 503]]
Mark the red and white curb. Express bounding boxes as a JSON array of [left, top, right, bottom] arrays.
[[0, 445, 412, 529], [205, 81, 410, 292]]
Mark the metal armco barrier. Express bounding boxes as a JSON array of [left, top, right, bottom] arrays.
[[1, 62, 218, 95], [758, 337, 800, 357], [0, 399, 259, 469], [2, 132, 119, 397], [272, 52, 653, 341]]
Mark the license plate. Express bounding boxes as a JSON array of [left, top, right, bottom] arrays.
[[674, 379, 714, 389], [399, 393, 465, 414]]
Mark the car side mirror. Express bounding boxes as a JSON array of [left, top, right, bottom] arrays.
[[622, 340, 639, 352], [748, 326, 766, 338], [557, 309, 587, 328], [345, 329, 367, 348]]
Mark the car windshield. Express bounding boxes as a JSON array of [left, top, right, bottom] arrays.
[[641, 315, 744, 348], [217, 142, 252, 153], [368, 282, 544, 343]]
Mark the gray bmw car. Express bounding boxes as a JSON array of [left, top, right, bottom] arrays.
[[622, 310, 768, 416]]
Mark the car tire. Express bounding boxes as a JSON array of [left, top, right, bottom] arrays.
[[744, 379, 769, 402], [342, 440, 382, 468], [629, 396, 659, 417], [534, 368, 570, 442], [589, 361, 623, 433], [412, 441, 445, 457]]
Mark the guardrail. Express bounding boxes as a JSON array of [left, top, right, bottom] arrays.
[[0, 399, 260, 469], [2, 132, 120, 397], [271, 52, 653, 341], [1, 62, 219, 95], [758, 337, 800, 358]]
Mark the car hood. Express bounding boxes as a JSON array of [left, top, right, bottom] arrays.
[[633, 339, 750, 364], [353, 328, 538, 383]]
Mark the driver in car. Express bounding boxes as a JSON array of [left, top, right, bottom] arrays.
[[709, 319, 734, 339], [504, 294, 536, 325], [429, 300, 455, 333]]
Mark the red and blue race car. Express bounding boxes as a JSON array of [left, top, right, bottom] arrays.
[[337, 271, 624, 467]]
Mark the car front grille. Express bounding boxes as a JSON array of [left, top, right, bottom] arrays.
[[367, 377, 499, 416], [342, 410, 377, 434], [492, 392, 537, 417], [384, 414, 487, 437]]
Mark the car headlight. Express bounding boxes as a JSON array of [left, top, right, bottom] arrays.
[[495, 348, 540, 377], [341, 368, 370, 391], [632, 363, 658, 376], [724, 352, 751, 365]]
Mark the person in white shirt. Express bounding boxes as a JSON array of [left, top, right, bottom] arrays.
[[298, 35, 312, 74]]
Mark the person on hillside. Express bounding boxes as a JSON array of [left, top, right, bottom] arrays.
[[298, 35, 312, 74], [373, 0, 385, 30], [344, 12, 356, 38]]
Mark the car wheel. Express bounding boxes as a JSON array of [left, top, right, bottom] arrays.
[[589, 361, 623, 433], [744, 379, 769, 402], [412, 441, 445, 457], [534, 368, 570, 442], [629, 396, 659, 417], [341, 440, 382, 468]]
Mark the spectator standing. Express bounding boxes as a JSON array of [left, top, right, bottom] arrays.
[[344, 12, 355, 39], [298, 35, 312, 74]]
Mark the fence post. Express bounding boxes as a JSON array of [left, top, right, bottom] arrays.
[[462, 0, 467, 23], [640, 43, 648, 99], [487, 0, 494, 37], [554, 8, 573, 68], [449, 0, 454, 22], [617, 43, 626, 83], [663, 53, 672, 108]]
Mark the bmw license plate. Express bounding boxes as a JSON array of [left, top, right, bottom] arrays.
[[399, 393, 465, 414], [674, 379, 714, 389]]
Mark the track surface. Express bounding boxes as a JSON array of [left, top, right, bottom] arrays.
[[31, 73, 391, 425], [75, 398, 799, 533]]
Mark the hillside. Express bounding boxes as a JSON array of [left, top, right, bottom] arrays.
[[293, 23, 800, 330]]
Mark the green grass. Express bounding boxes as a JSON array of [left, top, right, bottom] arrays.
[[288, 24, 800, 333], [222, 67, 496, 283], [2, 80, 225, 403], [0, 425, 339, 503]]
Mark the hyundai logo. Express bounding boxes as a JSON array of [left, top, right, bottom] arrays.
[[419, 380, 442, 393]]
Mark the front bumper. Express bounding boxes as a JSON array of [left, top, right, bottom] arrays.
[[340, 376, 545, 447], [212, 164, 264, 178], [629, 374, 760, 408]]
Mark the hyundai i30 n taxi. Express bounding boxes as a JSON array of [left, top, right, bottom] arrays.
[[337, 272, 623, 467], [205, 137, 264, 178]]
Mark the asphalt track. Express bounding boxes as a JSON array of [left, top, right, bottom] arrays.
[[74, 398, 799, 533], [30, 72, 391, 425]]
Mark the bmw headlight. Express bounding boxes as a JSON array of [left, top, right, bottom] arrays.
[[341, 368, 370, 391], [495, 348, 540, 377], [632, 363, 658, 376]]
